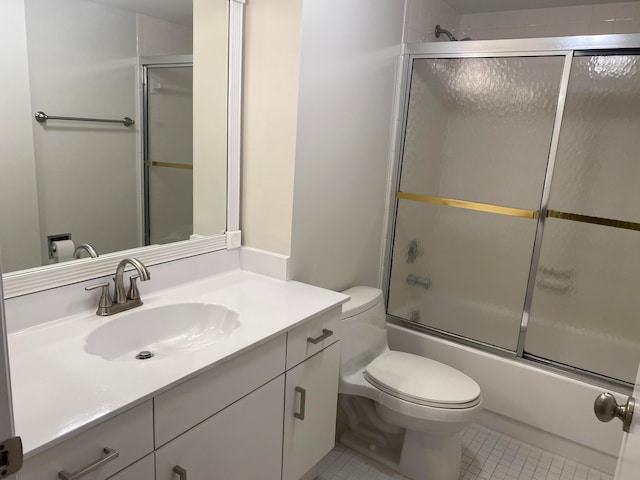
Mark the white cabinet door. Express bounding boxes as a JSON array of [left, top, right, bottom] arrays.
[[282, 342, 340, 480], [155, 375, 284, 480]]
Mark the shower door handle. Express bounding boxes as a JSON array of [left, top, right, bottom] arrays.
[[594, 392, 634, 432]]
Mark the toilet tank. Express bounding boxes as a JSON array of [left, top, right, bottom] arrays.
[[341, 286, 389, 377]]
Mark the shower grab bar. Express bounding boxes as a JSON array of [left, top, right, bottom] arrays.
[[35, 111, 135, 127]]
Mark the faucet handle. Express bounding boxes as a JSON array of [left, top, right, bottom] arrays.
[[127, 275, 141, 301], [85, 283, 113, 316]]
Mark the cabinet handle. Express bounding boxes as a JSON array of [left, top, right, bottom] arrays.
[[57, 446, 119, 480], [173, 465, 187, 480], [306, 328, 333, 345], [294, 386, 306, 420]]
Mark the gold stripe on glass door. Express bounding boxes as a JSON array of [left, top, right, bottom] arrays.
[[546, 210, 640, 232], [148, 161, 193, 170], [397, 192, 539, 219]]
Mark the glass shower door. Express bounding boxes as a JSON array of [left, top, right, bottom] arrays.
[[524, 54, 640, 383], [388, 55, 566, 350], [144, 64, 193, 245]]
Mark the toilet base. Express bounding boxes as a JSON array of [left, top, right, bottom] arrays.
[[340, 427, 463, 480], [339, 429, 401, 472], [399, 429, 462, 480]]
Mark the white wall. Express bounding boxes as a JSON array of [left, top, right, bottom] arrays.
[[405, 0, 461, 42], [288, 0, 405, 291], [242, 0, 404, 280], [137, 14, 193, 57], [460, 1, 640, 39], [25, 0, 139, 263], [0, 0, 42, 273], [193, 0, 228, 237], [241, 0, 303, 255]]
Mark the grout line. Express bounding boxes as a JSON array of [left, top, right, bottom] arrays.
[[316, 423, 613, 480]]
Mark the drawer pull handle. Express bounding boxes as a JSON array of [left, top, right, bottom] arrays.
[[294, 386, 306, 420], [173, 465, 188, 480], [58, 446, 119, 480], [307, 328, 333, 345]]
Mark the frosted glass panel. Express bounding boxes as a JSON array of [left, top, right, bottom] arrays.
[[525, 219, 640, 383], [549, 55, 640, 222], [147, 66, 193, 245], [401, 56, 564, 210], [388, 200, 537, 350], [525, 54, 640, 383]]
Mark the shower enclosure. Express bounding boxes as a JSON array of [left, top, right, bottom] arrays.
[[387, 35, 640, 388], [142, 56, 194, 246]]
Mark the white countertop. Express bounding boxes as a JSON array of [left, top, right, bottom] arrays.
[[8, 270, 348, 457]]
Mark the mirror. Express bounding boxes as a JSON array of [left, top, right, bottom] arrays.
[[0, 0, 228, 276]]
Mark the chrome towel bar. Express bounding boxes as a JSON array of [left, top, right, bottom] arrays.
[[34, 111, 134, 127]]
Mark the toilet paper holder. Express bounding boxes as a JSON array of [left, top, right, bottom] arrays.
[[48, 233, 73, 259]]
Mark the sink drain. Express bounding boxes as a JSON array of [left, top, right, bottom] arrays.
[[135, 351, 154, 360]]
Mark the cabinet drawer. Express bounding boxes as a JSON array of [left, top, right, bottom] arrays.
[[20, 401, 153, 480], [154, 335, 286, 447], [106, 454, 154, 480], [286, 307, 340, 370]]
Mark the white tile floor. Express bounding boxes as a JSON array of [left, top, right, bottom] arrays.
[[316, 424, 613, 480]]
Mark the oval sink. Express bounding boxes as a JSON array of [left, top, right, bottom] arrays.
[[85, 302, 240, 361]]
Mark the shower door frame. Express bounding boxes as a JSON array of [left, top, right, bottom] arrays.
[[384, 33, 640, 392], [140, 55, 194, 247]]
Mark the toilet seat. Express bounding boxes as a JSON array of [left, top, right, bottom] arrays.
[[364, 351, 481, 409]]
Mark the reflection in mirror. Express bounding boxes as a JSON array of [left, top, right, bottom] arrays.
[[0, 0, 228, 275]]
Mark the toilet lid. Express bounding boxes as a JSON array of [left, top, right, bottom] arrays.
[[364, 351, 481, 408]]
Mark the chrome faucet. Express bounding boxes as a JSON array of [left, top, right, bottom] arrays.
[[73, 243, 99, 259], [85, 257, 151, 316]]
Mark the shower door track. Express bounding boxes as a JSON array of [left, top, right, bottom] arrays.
[[384, 33, 640, 392]]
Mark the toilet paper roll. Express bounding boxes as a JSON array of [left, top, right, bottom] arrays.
[[52, 240, 75, 262]]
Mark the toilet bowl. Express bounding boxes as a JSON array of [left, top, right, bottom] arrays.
[[338, 286, 482, 480]]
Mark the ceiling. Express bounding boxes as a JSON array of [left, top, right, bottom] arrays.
[[90, 0, 192, 26], [446, 0, 638, 14]]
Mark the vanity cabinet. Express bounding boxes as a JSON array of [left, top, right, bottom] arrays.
[[155, 376, 285, 480], [107, 455, 155, 480], [19, 402, 154, 480], [19, 306, 342, 480], [283, 342, 340, 480]]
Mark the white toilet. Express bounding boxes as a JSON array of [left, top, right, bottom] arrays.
[[339, 286, 482, 480]]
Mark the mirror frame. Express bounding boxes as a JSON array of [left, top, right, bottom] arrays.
[[2, 0, 245, 299]]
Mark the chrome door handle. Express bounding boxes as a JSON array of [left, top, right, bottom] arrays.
[[307, 329, 333, 345], [173, 465, 187, 480], [294, 386, 306, 420], [594, 392, 635, 433], [58, 446, 119, 480]]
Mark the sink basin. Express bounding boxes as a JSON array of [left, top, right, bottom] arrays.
[[85, 302, 240, 361]]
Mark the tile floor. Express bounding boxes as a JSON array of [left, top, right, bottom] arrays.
[[316, 424, 613, 480]]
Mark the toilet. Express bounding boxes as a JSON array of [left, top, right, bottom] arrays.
[[338, 286, 482, 480]]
